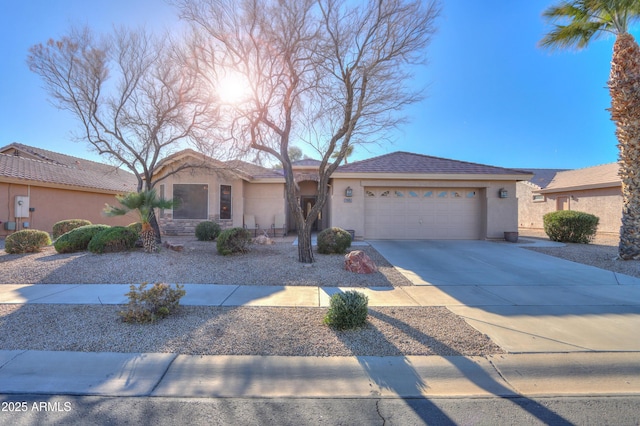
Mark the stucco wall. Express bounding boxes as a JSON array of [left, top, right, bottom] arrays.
[[517, 183, 622, 234], [0, 182, 133, 237], [242, 182, 285, 234], [330, 179, 365, 238]]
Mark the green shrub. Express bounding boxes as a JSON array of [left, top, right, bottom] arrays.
[[127, 222, 142, 235], [5, 230, 51, 254], [54, 224, 110, 253], [119, 282, 186, 323], [216, 227, 252, 255], [543, 210, 599, 244], [88, 226, 139, 253], [195, 221, 221, 241], [317, 227, 352, 254], [324, 290, 369, 330], [52, 219, 92, 239]]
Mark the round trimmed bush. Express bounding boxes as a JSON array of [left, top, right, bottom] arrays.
[[88, 226, 139, 253], [317, 227, 352, 254], [52, 219, 92, 239], [323, 290, 369, 330], [195, 221, 221, 241], [216, 227, 252, 256], [5, 230, 51, 254], [54, 224, 110, 253], [543, 210, 599, 244]]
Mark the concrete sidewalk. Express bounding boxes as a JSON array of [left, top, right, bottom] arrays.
[[0, 350, 638, 398]]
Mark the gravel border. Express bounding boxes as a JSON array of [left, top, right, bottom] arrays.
[[0, 240, 411, 287], [0, 304, 503, 357]]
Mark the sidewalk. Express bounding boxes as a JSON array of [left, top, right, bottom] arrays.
[[0, 350, 638, 398]]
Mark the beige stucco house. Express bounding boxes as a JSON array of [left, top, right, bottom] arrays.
[[0, 143, 137, 238], [517, 163, 622, 235], [155, 149, 532, 240]]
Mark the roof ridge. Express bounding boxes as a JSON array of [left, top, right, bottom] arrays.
[[555, 162, 618, 173]]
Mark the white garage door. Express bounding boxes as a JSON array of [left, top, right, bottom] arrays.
[[364, 188, 482, 239]]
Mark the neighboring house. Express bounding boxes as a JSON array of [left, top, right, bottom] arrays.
[[155, 149, 532, 240], [0, 142, 137, 237], [517, 163, 621, 234]]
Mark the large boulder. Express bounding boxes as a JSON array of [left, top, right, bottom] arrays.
[[344, 250, 378, 274]]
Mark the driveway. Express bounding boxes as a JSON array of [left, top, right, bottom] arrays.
[[369, 240, 640, 353]]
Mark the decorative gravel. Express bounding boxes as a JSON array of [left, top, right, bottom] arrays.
[[0, 304, 502, 357], [0, 240, 411, 287], [519, 230, 640, 279]]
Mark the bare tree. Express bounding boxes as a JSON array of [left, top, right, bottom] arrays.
[[177, 0, 440, 263], [28, 26, 221, 242]]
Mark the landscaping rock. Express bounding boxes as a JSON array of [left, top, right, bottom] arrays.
[[162, 241, 184, 252], [344, 250, 378, 274], [254, 235, 274, 245]]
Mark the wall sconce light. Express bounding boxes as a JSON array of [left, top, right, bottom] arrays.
[[345, 186, 353, 197], [499, 188, 508, 198]]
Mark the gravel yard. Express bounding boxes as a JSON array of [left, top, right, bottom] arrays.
[[0, 240, 410, 286], [1, 232, 635, 357]]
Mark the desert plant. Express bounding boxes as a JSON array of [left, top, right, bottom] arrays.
[[543, 210, 599, 244], [52, 219, 92, 239], [104, 189, 175, 253], [216, 227, 252, 255], [88, 226, 139, 253], [54, 224, 110, 253], [4, 229, 51, 254], [324, 290, 369, 330], [317, 227, 352, 254], [119, 282, 186, 323], [195, 221, 221, 241]]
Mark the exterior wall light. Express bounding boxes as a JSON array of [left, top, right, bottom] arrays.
[[499, 188, 508, 198], [345, 186, 353, 197]]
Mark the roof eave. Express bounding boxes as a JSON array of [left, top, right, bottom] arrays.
[[0, 176, 133, 194], [538, 181, 621, 194], [331, 172, 533, 181]]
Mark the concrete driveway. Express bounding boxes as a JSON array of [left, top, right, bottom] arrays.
[[369, 240, 640, 353]]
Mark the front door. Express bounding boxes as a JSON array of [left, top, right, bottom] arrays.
[[301, 196, 319, 231]]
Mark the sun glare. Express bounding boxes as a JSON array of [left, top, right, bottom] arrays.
[[216, 71, 251, 105]]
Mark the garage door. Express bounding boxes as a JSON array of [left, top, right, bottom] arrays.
[[364, 188, 482, 239]]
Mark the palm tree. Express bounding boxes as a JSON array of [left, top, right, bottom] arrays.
[[540, 0, 640, 259], [331, 145, 354, 164], [104, 189, 175, 253]]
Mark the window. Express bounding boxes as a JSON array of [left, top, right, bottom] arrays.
[[394, 190, 404, 197], [533, 194, 545, 202], [220, 185, 232, 219], [424, 191, 433, 198], [438, 191, 448, 198], [466, 191, 476, 198], [408, 191, 418, 197], [159, 184, 165, 218], [173, 184, 208, 219], [366, 190, 376, 197]]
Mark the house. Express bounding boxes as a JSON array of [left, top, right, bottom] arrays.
[[154, 149, 532, 240], [517, 163, 621, 234], [0, 142, 137, 237]]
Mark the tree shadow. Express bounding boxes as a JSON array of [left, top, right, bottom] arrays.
[[352, 309, 573, 424]]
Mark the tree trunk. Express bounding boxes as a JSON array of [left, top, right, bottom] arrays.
[[149, 209, 162, 245], [610, 33, 640, 260], [297, 223, 314, 263]]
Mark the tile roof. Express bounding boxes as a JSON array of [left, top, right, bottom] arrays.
[[0, 143, 137, 193], [335, 151, 531, 176], [225, 159, 284, 180], [540, 162, 620, 193], [522, 169, 569, 189], [292, 159, 322, 167]]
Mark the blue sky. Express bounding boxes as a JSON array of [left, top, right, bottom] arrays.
[[1, 1, 635, 170]]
